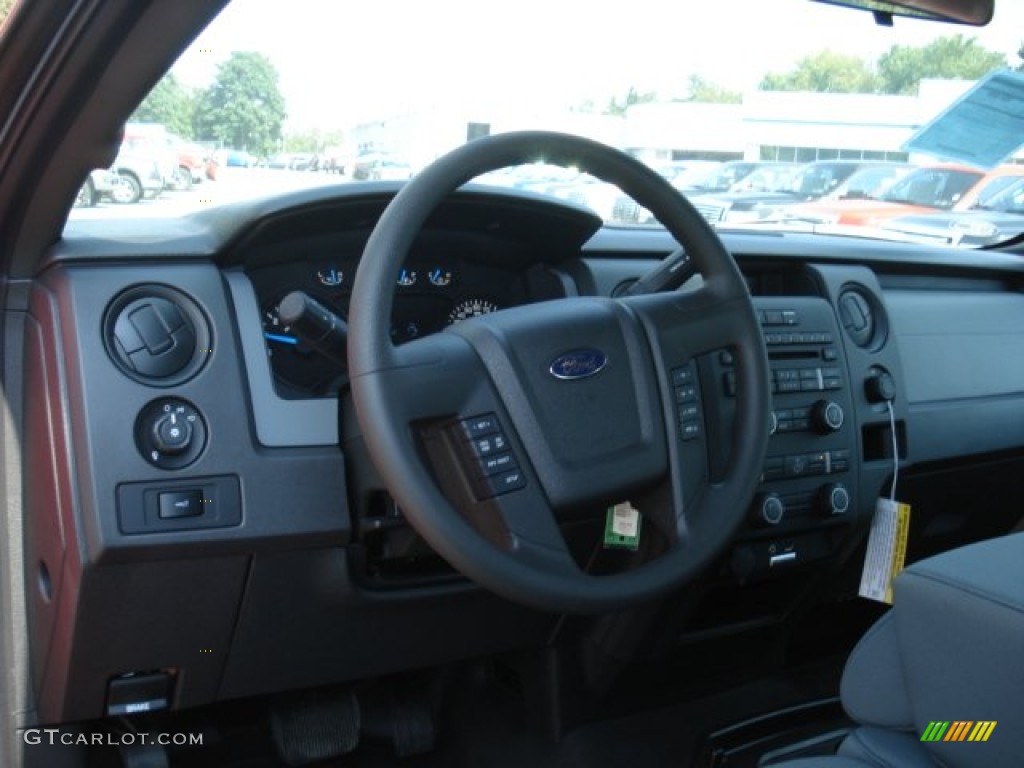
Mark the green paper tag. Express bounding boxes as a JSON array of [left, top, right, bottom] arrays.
[[604, 502, 641, 550]]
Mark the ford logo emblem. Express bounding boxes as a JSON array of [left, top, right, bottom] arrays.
[[549, 349, 608, 380]]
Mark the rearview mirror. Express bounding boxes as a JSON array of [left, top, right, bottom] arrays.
[[812, 0, 993, 25]]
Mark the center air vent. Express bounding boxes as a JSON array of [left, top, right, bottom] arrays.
[[837, 286, 885, 350], [104, 286, 211, 385]]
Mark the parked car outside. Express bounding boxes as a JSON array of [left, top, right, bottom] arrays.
[[167, 134, 210, 188], [779, 163, 1024, 227], [122, 123, 179, 187], [879, 174, 1024, 246], [108, 144, 168, 204], [690, 161, 914, 225], [351, 153, 414, 180], [213, 149, 259, 168], [72, 169, 120, 207], [610, 161, 724, 224]]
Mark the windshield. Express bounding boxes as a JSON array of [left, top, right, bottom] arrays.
[[63, 0, 1024, 248]]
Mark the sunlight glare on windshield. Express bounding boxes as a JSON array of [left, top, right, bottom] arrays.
[[65, 0, 1024, 248]]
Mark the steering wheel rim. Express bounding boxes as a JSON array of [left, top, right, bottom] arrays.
[[348, 131, 771, 613]]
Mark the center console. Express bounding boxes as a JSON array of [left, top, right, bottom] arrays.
[[712, 296, 859, 582]]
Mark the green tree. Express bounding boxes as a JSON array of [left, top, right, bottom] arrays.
[[605, 87, 657, 116], [760, 51, 881, 93], [878, 35, 1006, 94], [283, 129, 345, 154], [686, 74, 742, 104], [132, 73, 195, 138], [0, 0, 14, 24], [193, 51, 285, 156]]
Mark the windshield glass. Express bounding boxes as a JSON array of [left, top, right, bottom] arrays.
[[63, 0, 1024, 248]]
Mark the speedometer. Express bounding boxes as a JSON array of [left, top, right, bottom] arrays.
[[447, 298, 499, 324]]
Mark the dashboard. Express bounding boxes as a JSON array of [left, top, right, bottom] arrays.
[[23, 182, 1024, 724]]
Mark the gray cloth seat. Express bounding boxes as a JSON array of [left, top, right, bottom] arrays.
[[770, 532, 1024, 768]]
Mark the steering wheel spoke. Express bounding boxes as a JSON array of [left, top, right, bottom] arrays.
[[362, 332, 491, 424], [631, 282, 757, 364], [495, 489, 582, 577]]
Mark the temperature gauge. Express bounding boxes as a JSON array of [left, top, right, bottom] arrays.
[[428, 268, 452, 287], [316, 267, 344, 287], [397, 268, 417, 287]]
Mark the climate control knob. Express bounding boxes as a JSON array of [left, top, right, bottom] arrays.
[[811, 400, 845, 433], [752, 493, 785, 527], [816, 483, 851, 517]]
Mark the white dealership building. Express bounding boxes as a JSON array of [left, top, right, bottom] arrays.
[[349, 79, 1022, 170]]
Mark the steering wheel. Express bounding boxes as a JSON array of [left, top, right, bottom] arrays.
[[348, 131, 770, 614]]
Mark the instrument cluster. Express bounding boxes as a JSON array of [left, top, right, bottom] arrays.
[[248, 254, 529, 397]]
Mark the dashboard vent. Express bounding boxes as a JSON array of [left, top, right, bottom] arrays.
[[837, 287, 885, 350], [103, 286, 211, 385]]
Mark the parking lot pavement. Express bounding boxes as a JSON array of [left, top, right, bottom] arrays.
[[68, 168, 348, 221]]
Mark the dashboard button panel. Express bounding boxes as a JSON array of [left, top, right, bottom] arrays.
[[118, 475, 242, 534], [716, 299, 857, 562]]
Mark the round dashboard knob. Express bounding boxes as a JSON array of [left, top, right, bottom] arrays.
[[865, 370, 897, 403], [135, 398, 207, 469], [812, 400, 844, 433], [752, 493, 785, 526], [151, 412, 194, 455], [816, 483, 850, 517]]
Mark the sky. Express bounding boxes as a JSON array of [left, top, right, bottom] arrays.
[[172, 0, 1024, 134]]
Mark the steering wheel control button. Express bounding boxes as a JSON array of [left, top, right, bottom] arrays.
[[460, 414, 500, 439], [680, 421, 702, 441], [675, 385, 698, 403], [453, 414, 528, 499], [487, 469, 527, 497], [135, 398, 207, 469], [104, 285, 212, 386], [157, 490, 203, 519], [672, 367, 695, 386], [672, 364, 704, 441], [480, 452, 518, 476], [470, 433, 508, 457]]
